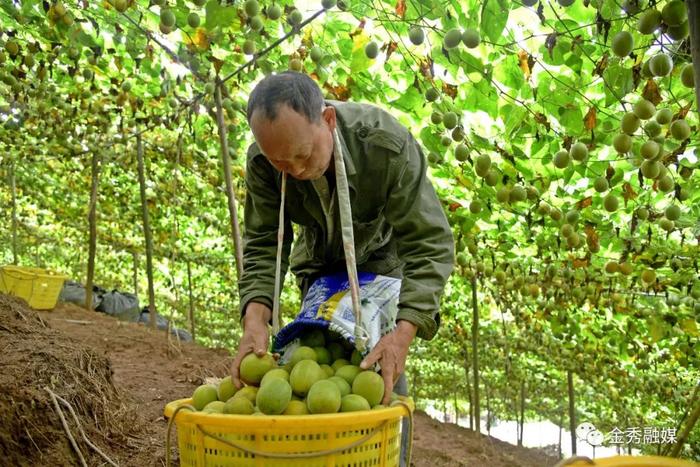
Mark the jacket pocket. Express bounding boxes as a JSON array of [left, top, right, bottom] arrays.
[[352, 217, 389, 262]]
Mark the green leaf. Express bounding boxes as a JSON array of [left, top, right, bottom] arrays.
[[205, 0, 237, 31], [481, 0, 510, 44]]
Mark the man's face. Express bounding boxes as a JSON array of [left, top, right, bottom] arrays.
[[250, 104, 336, 180]]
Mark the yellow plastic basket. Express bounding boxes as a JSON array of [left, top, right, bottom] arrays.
[[557, 455, 699, 466], [163, 397, 414, 467], [0, 265, 68, 310]]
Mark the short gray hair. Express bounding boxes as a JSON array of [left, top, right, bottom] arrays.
[[246, 72, 325, 124]]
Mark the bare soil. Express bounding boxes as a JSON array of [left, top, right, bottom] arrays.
[[0, 293, 561, 466]]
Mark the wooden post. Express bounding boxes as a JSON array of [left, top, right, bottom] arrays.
[[518, 379, 526, 446], [669, 396, 700, 457], [186, 260, 196, 341], [9, 161, 19, 265], [464, 358, 473, 430], [568, 370, 577, 455], [84, 150, 101, 310], [132, 251, 138, 296], [471, 276, 481, 433], [558, 410, 564, 459], [213, 80, 244, 279], [686, 0, 699, 121], [486, 379, 491, 435], [136, 134, 157, 328]]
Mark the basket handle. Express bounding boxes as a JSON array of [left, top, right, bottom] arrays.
[[166, 401, 413, 465]]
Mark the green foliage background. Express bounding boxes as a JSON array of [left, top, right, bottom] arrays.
[[0, 0, 698, 458]]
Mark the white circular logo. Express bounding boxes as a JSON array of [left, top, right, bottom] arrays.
[[587, 429, 604, 446], [575, 422, 597, 441]]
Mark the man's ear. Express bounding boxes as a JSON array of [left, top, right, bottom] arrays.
[[322, 106, 337, 132]]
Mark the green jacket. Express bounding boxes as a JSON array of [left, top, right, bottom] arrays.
[[238, 100, 454, 340]]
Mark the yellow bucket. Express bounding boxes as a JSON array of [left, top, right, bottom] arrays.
[[558, 455, 699, 466], [0, 265, 68, 310], [164, 397, 414, 467]]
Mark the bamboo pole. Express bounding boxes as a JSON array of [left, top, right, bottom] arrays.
[[186, 260, 196, 341], [669, 395, 700, 457], [471, 276, 481, 433], [686, 0, 699, 121], [568, 371, 577, 455], [213, 80, 244, 280], [136, 134, 157, 329], [132, 252, 138, 296], [84, 151, 101, 310], [9, 161, 19, 265]]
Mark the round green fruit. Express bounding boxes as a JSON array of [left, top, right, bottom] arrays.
[[665, 204, 681, 221], [469, 200, 482, 214], [670, 119, 690, 140], [455, 144, 469, 162], [244, 0, 259, 17], [288, 9, 303, 25], [681, 63, 695, 88], [341, 394, 371, 412], [249, 15, 264, 31], [657, 175, 674, 193], [613, 133, 632, 153], [352, 371, 384, 407], [218, 376, 237, 401], [256, 378, 292, 415], [440, 135, 452, 147], [160, 8, 176, 28], [408, 26, 424, 45], [430, 112, 443, 124], [267, 4, 282, 20], [640, 140, 659, 159], [553, 149, 570, 168], [283, 400, 309, 415], [636, 207, 649, 220], [655, 108, 673, 125], [240, 353, 275, 385], [461, 28, 480, 48], [289, 360, 325, 396], [603, 194, 619, 212], [426, 87, 439, 102], [443, 111, 458, 129], [649, 53, 672, 77], [328, 375, 352, 396], [640, 160, 661, 179], [187, 12, 200, 28], [633, 99, 655, 120], [232, 386, 258, 404], [641, 269, 656, 284], [331, 358, 350, 371], [313, 346, 331, 365], [509, 185, 527, 202], [558, 0, 575, 6], [475, 153, 491, 175], [224, 397, 255, 414], [327, 343, 345, 362], [565, 209, 579, 225], [667, 21, 688, 40], [443, 28, 462, 49], [644, 120, 662, 137], [658, 218, 674, 232], [306, 380, 341, 414], [321, 0, 337, 8], [593, 177, 609, 193], [570, 142, 588, 161], [496, 187, 510, 203], [202, 401, 226, 413], [260, 368, 290, 386], [335, 365, 362, 386], [484, 169, 499, 186], [611, 31, 633, 58], [289, 58, 303, 71], [309, 46, 323, 63], [661, 0, 687, 26], [192, 384, 219, 410], [242, 40, 256, 55], [637, 9, 661, 34], [621, 112, 640, 135], [365, 41, 379, 59]]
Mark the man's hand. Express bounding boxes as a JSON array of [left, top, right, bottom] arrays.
[[231, 302, 271, 389], [359, 320, 417, 405]]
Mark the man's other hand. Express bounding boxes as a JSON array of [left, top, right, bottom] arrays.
[[359, 320, 417, 405]]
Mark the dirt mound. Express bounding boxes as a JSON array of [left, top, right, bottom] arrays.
[[0, 294, 141, 466]]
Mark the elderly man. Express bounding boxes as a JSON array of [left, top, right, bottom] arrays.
[[231, 71, 453, 414]]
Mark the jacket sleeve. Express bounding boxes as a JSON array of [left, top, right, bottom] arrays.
[[384, 133, 455, 340], [238, 151, 293, 319]]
